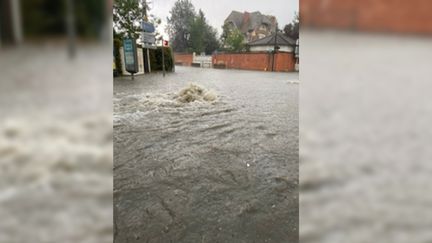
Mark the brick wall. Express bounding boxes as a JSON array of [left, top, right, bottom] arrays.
[[212, 52, 296, 72], [301, 0, 432, 34], [174, 53, 193, 66]]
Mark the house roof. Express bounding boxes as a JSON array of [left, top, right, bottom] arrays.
[[247, 32, 296, 46], [225, 11, 244, 29], [225, 11, 277, 34]]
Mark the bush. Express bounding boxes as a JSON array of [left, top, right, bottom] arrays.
[[113, 38, 123, 75], [149, 47, 174, 72]]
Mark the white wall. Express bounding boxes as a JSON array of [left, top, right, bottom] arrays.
[[250, 45, 293, 52], [192, 52, 212, 68]]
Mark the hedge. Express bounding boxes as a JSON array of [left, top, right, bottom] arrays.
[[149, 47, 174, 72], [113, 39, 174, 75], [113, 38, 123, 75]]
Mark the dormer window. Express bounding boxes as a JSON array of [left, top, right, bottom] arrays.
[[259, 24, 268, 31]]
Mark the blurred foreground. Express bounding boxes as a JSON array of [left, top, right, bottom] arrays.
[[300, 30, 432, 243], [300, 1, 432, 241], [0, 43, 112, 242], [1, 1, 112, 241], [301, 0, 432, 34]]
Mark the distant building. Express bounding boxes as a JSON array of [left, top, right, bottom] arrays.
[[247, 32, 296, 53], [224, 11, 277, 43]]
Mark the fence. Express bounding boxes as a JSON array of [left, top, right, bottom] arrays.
[[212, 52, 296, 72], [174, 53, 193, 66], [193, 53, 212, 68], [174, 52, 296, 72]]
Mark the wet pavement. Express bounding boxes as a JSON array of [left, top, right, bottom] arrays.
[[114, 67, 299, 242]]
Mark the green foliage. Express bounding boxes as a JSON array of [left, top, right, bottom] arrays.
[[21, 0, 105, 38], [113, 0, 162, 42], [284, 12, 299, 40], [189, 10, 206, 53], [225, 28, 245, 52], [149, 47, 174, 72], [203, 24, 220, 54], [167, 2, 219, 54], [166, 0, 196, 52], [113, 0, 142, 39], [75, 0, 106, 37], [220, 23, 231, 46], [220, 23, 245, 52], [21, 0, 64, 36], [113, 38, 123, 75]]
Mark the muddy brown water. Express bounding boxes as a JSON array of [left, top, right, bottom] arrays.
[[114, 67, 299, 243]]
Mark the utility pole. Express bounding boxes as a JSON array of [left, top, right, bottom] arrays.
[[272, 23, 279, 72], [66, 0, 76, 58], [161, 37, 165, 77], [11, 0, 23, 45], [142, 0, 151, 73]]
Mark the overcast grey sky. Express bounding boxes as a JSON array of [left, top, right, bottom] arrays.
[[149, 0, 299, 39]]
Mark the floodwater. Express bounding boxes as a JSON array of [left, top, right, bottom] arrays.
[[0, 45, 112, 243], [114, 67, 299, 242]]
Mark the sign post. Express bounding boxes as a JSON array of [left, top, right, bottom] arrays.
[[141, 21, 156, 33], [123, 38, 138, 80], [161, 38, 165, 77], [141, 32, 156, 44], [141, 20, 156, 74]]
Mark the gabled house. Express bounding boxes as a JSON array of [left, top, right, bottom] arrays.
[[224, 11, 277, 42], [247, 32, 296, 52]]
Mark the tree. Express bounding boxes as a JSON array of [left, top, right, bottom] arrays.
[[166, 0, 196, 52], [203, 24, 220, 54], [113, 0, 161, 40], [284, 12, 299, 40], [189, 9, 220, 54], [113, 0, 142, 39], [189, 10, 206, 53], [220, 23, 231, 47], [220, 22, 246, 52], [225, 28, 245, 52], [167, 2, 219, 54]]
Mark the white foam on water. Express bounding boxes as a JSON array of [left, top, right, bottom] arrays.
[[176, 83, 217, 103], [114, 83, 218, 125]]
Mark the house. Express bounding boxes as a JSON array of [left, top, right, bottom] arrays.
[[224, 11, 277, 42], [247, 32, 296, 53]]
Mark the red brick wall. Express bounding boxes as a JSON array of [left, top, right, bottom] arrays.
[[212, 52, 295, 72], [274, 53, 296, 72], [301, 0, 432, 34], [174, 53, 193, 66]]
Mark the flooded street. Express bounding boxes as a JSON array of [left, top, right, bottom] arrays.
[[114, 67, 299, 242]]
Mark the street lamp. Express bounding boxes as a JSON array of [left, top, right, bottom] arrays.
[[66, 0, 76, 58]]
